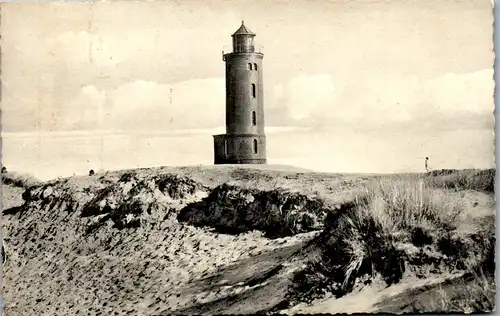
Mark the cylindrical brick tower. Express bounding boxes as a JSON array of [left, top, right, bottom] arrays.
[[213, 21, 267, 164]]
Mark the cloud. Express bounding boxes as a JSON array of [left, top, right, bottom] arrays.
[[2, 2, 493, 135], [63, 85, 107, 130], [15, 68, 493, 134], [282, 74, 336, 120], [2, 12, 493, 134], [266, 69, 493, 130], [109, 78, 225, 130], [419, 69, 494, 116], [56, 77, 225, 132]]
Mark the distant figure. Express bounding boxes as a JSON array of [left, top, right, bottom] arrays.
[[89, 169, 95, 176], [425, 157, 430, 172], [1, 167, 7, 174]]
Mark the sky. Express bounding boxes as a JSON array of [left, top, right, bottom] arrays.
[[1, 0, 495, 180]]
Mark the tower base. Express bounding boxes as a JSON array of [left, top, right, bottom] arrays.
[[215, 159, 267, 165], [213, 134, 267, 165]]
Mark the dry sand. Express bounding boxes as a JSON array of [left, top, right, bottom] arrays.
[[1, 165, 495, 315]]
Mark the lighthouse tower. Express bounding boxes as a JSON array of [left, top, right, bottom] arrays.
[[213, 21, 267, 164]]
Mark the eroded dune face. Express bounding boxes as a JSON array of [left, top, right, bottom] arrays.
[[177, 183, 336, 238], [1, 167, 495, 315]]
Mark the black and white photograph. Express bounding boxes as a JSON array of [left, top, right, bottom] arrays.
[[0, 0, 496, 314]]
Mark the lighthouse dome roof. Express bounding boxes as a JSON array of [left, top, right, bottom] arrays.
[[232, 21, 255, 36]]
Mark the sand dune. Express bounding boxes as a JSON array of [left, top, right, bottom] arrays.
[[1, 166, 495, 315]]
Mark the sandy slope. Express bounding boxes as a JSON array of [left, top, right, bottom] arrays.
[[1, 185, 24, 211], [1, 166, 495, 315], [2, 167, 325, 315]]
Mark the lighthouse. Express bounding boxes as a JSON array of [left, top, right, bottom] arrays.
[[213, 21, 267, 165]]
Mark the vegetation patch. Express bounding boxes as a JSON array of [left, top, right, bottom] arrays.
[[10, 171, 208, 234], [285, 173, 495, 311], [177, 183, 333, 238], [425, 168, 495, 193], [80, 172, 208, 233]]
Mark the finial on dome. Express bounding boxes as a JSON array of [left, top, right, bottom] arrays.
[[242, 20, 244, 25]]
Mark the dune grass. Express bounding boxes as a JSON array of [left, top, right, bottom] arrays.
[[352, 173, 478, 236], [425, 168, 495, 193], [289, 170, 495, 312]]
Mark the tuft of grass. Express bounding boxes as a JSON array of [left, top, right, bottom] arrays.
[[355, 175, 467, 233]]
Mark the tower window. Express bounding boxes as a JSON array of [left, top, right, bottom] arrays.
[[252, 111, 256, 126], [252, 84, 256, 98], [253, 139, 258, 154], [248, 63, 252, 70], [254, 63, 258, 71], [224, 139, 228, 156]]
